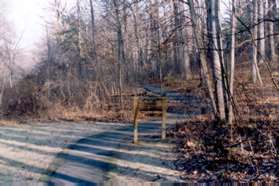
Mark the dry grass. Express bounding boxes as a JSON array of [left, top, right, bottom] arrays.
[[0, 119, 21, 126], [39, 102, 132, 123]]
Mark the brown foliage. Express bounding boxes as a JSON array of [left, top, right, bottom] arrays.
[[2, 78, 48, 117], [171, 62, 279, 182]]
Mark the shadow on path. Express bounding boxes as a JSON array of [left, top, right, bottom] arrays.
[[47, 121, 183, 185], [46, 85, 199, 185]]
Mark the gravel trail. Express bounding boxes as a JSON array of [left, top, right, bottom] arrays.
[[0, 85, 186, 185], [48, 119, 183, 185], [0, 121, 125, 184]]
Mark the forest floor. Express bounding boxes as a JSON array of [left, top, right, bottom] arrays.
[[171, 62, 279, 183]]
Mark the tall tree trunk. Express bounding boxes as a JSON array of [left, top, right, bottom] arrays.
[[252, 0, 263, 85], [113, 0, 125, 110], [206, 0, 213, 64], [89, 0, 97, 62], [259, 0, 266, 63], [228, 0, 236, 125], [188, 0, 218, 117], [77, 0, 84, 78], [173, 0, 183, 75], [268, 0, 277, 62], [150, 0, 162, 84], [216, 0, 229, 117], [46, 25, 52, 98], [180, 2, 191, 80], [210, 0, 226, 120], [131, 3, 143, 81], [144, 3, 151, 72], [184, 40, 191, 80]]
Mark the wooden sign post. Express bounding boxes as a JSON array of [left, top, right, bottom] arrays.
[[132, 96, 168, 144], [133, 96, 140, 144], [161, 97, 168, 140]]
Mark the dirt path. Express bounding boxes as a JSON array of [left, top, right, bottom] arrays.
[[47, 85, 187, 185], [48, 120, 183, 185], [0, 121, 126, 184], [0, 85, 189, 184]]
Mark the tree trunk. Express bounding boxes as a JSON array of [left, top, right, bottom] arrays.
[[150, 0, 162, 84], [268, 0, 277, 62], [184, 42, 191, 80], [216, 0, 229, 117], [181, 2, 191, 80], [173, 0, 183, 75], [46, 25, 52, 98], [252, 0, 263, 85], [210, 0, 226, 120], [89, 0, 97, 61], [259, 0, 265, 63], [113, 0, 125, 110], [228, 0, 236, 125], [77, 0, 85, 78], [131, 3, 143, 81], [188, 0, 218, 117]]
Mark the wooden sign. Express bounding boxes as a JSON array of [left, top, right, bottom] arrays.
[[132, 96, 168, 144]]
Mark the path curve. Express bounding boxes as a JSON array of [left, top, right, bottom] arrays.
[[47, 86, 187, 185]]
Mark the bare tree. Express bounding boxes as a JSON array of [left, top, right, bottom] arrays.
[[268, 0, 277, 62], [173, 0, 183, 75], [188, 0, 218, 116], [112, 0, 125, 109], [252, 0, 263, 85], [228, 0, 237, 125], [148, 0, 164, 90], [89, 0, 97, 62], [209, 0, 226, 120], [258, 0, 266, 63]]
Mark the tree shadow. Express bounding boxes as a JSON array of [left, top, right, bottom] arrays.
[[47, 122, 182, 185], [0, 121, 182, 185]]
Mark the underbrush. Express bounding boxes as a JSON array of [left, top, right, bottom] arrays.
[[40, 103, 132, 122], [171, 61, 279, 182], [1, 75, 133, 123], [172, 118, 279, 182]]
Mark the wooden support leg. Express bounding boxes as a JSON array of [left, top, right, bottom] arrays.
[[133, 97, 140, 144], [161, 97, 168, 140]]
